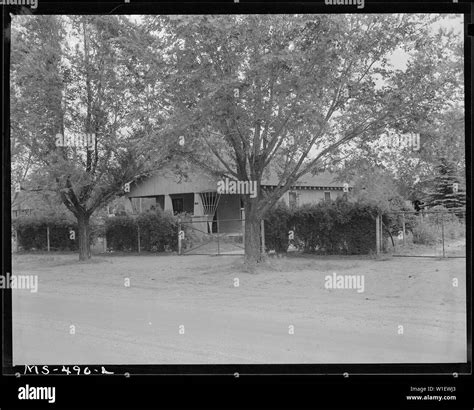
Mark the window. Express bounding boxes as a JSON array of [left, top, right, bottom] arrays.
[[107, 205, 115, 217], [172, 198, 184, 215], [12, 209, 32, 218], [324, 191, 331, 201]]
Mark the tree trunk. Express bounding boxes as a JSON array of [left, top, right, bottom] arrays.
[[244, 200, 263, 271], [78, 213, 91, 261]]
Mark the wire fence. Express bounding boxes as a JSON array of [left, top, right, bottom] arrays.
[[12, 208, 466, 258], [13, 214, 178, 254], [12, 224, 107, 254], [382, 208, 466, 258]]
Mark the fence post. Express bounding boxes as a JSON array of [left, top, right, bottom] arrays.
[[13, 229, 18, 253], [137, 223, 141, 253], [380, 214, 383, 252], [241, 208, 245, 247], [402, 212, 406, 246], [46, 226, 50, 252], [261, 219, 265, 255], [376, 213, 380, 255], [441, 212, 445, 258]]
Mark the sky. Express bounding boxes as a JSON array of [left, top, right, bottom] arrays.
[[388, 14, 463, 71]]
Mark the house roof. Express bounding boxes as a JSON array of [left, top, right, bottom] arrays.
[[127, 162, 350, 197], [12, 190, 42, 211], [260, 169, 348, 188]]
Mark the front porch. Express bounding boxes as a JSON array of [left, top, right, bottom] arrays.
[[128, 192, 243, 235]]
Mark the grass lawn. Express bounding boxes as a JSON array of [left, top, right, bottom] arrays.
[[11, 252, 466, 365]]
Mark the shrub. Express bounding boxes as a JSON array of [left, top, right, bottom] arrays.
[[137, 209, 178, 252], [444, 217, 465, 240], [105, 215, 137, 251], [71, 209, 180, 253], [263, 202, 292, 253], [388, 207, 465, 246], [13, 214, 79, 251], [411, 220, 439, 245], [427, 209, 465, 240], [383, 212, 418, 237], [344, 203, 379, 254], [264, 198, 380, 255]]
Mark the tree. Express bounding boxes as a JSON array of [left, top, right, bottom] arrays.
[[334, 22, 464, 206], [148, 14, 458, 269], [10, 15, 69, 225], [425, 158, 465, 209], [11, 15, 171, 260], [340, 161, 406, 212]]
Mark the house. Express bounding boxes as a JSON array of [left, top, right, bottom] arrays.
[[11, 190, 35, 218], [11, 189, 64, 219], [126, 165, 351, 234]]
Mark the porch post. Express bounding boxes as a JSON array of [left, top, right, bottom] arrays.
[[193, 193, 204, 216], [164, 194, 173, 213]]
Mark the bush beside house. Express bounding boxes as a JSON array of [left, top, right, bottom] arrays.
[[13, 215, 79, 251], [105, 209, 178, 252], [264, 199, 381, 255]]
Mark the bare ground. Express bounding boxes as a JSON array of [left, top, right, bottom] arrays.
[[11, 253, 466, 365]]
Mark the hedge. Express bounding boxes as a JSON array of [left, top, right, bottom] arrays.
[[104, 215, 137, 251], [14, 210, 179, 253], [13, 215, 79, 251], [105, 209, 178, 252], [264, 198, 382, 255], [137, 209, 178, 252]]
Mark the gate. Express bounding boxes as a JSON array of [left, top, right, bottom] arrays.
[[178, 218, 245, 256], [382, 208, 466, 258]]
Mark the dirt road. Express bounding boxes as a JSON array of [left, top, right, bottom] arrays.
[[11, 254, 466, 365]]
